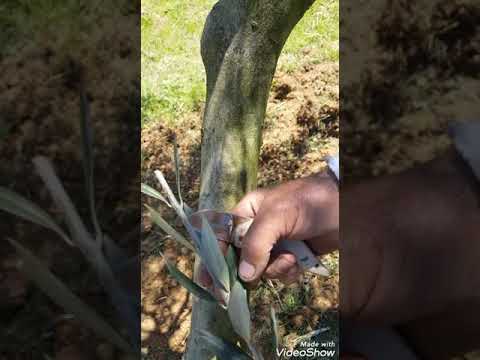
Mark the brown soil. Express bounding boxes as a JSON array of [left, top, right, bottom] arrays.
[[0, 9, 139, 360], [342, 0, 480, 359], [141, 61, 339, 359], [342, 0, 480, 180]]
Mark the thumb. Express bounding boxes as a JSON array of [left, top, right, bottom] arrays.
[[238, 213, 281, 282]]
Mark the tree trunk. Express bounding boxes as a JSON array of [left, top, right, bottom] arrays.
[[185, 0, 315, 358]]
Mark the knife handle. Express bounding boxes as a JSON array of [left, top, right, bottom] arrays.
[[275, 239, 329, 276], [232, 217, 329, 276]]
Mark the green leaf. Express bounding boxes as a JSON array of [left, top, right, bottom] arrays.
[[7, 238, 132, 353], [172, 135, 183, 206], [270, 306, 280, 355], [0, 186, 73, 246], [145, 204, 196, 252], [154, 170, 181, 209], [182, 202, 194, 217], [103, 234, 130, 273], [200, 216, 230, 293], [228, 281, 251, 343], [141, 183, 170, 207], [162, 256, 217, 303], [33, 157, 139, 342], [79, 87, 102, 242], [33, 156, 96, 257], [152, 169, 201, 249], [226, 245, 238, 288], [197, 330, 252, 360]]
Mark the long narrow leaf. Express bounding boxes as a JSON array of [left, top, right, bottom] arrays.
[[141, 183, 170, 207], [228, 281, 251, 343], [153, 170, 201, 248], [7, 238, 132, 353], [172, 136, 183, 206], [79, 87, 102, 242], [180, 213, 202, 251], [33, 158, 139, 344], [0, 187, 73, 246], [200, 216, 230, 293], [33, 157, 96, 256], [270, 307, 280, 355], [197, 330, 252, 360], [162, 256, 217, 303], [182, 202, 194, 217], [226, 245, 238, 288], [145, 205, 195, 252], [103, 234, 130, 273], [93, 251, 140, 346], [154, 170, 180, 209]]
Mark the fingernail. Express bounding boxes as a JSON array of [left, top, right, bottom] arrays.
[[239, 260, 255, 280]]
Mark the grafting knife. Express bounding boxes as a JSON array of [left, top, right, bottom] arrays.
[[189, 209, 330, 277]]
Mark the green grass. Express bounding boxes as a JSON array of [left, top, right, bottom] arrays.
[[282, 286, 305, 313], [141, 0, 339, 126], [280, 0, 339, 71], [141, 0, 216, 125]]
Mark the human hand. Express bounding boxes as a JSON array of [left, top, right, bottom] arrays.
[[232, 172, 339, 285], [341, 150, 480, 323], [198, 172, 339, 288], [341, 150, 480, 358]]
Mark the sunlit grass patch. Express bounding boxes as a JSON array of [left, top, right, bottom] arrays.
[[141, 0, 215, 125], [141, 0, 339, 126], [280, 0, 339, 68]]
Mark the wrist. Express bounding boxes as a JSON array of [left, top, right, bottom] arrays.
[[287, 173, 339, 244], [426, 147, 480, 207], [405, 150, 480, 303], [311, 154, 340, 190]]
